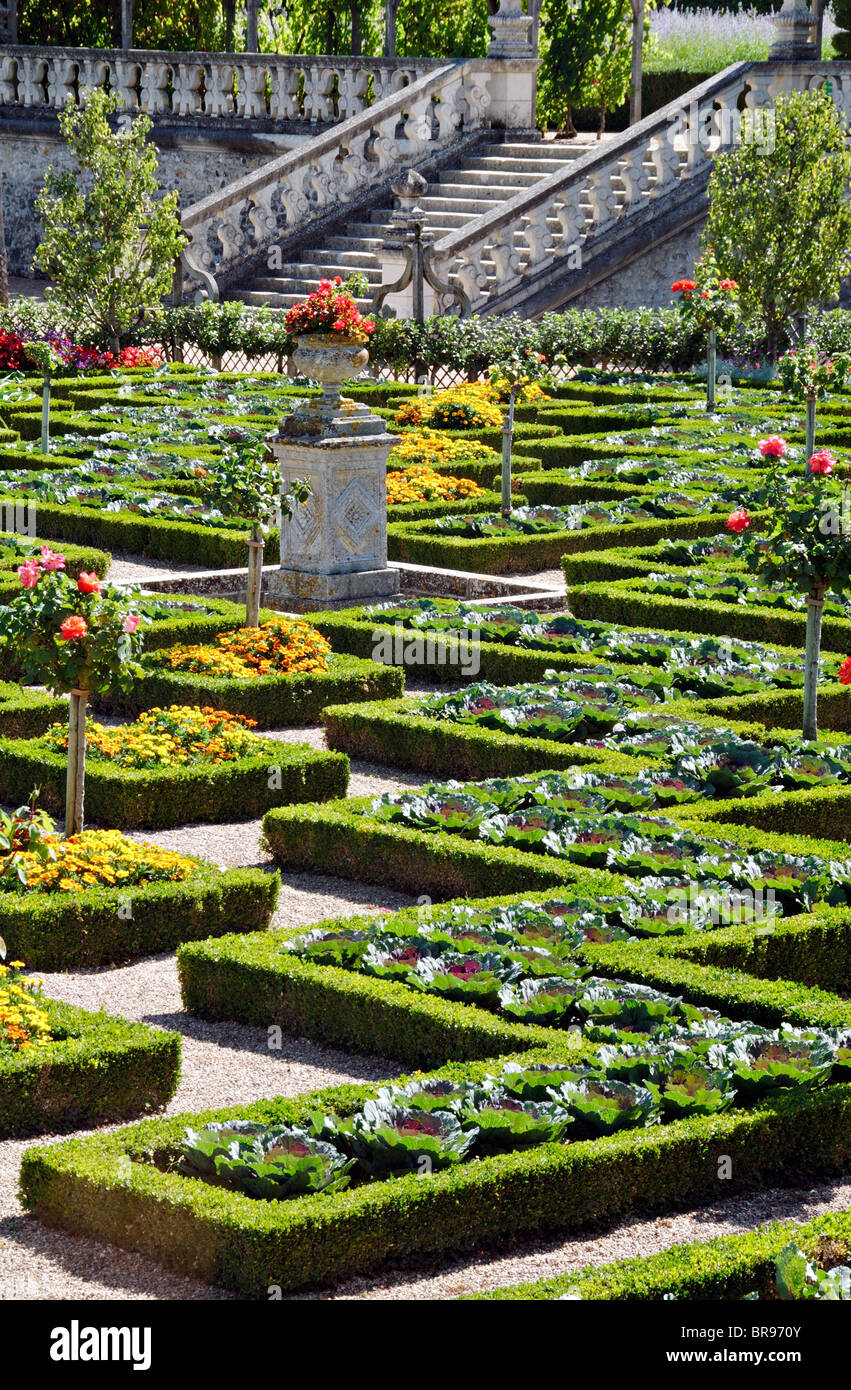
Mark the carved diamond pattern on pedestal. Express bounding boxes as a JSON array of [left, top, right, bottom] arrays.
[[287, 489, 322, 554], [333, 479, 379, 552]]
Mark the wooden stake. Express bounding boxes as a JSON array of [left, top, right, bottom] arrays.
[[65, 688, 88, 836], [246, 530, 264, 627], [802, 587, 825, 742]]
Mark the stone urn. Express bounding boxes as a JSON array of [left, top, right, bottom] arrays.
[[289, 333, 370, 419]]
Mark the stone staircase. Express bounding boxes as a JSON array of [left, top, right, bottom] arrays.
[[231, 136, 611, 311]]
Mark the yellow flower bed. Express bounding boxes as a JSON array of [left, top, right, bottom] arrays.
[[387, 429, 499, 470], [394, 385, 504, 430], [44, 705, 263, 769], [148, 619, 332, 680], [0, 961, 50, 1052], [15, 829, 199, 894], [386, 467, 485, 506]]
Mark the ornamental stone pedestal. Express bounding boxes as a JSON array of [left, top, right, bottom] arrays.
[[265, 335, 401, 612]]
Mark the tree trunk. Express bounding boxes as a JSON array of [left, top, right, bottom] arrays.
[[0, 178, 9, 310], [630, 0, 644, 127], [246, 0, 259, 52], [706, 328, 717, 412], [224, 0, 236, 51], [500, 388, 518, 518], [384, 0, 397, 58], [802, 586, 826, 741], [120, 0, 134, 49], [805, 394, 816, 469], [246, 526, 264, 627], [40, 370, 50, 454], [349, 0, 362, 56], [814, 0, 826, 59], [65, 689, 88, 837]]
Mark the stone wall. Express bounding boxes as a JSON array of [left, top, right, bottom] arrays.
[[571, 223, 705, 311], [0, 117, 300, 275]]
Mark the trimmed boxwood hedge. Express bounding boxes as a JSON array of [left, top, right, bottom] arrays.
[[0, 681, 66, 738], [321, 694, 773, 780], [0, 739, 349, 830], [95, 654, 404, 727], [389, 510, 751, 576], [1, 1000, 181, 1137], [19, 1049, 851, 1296], [471, 1207, 851, 1301], [261, 796, 851, 903], [177, 883, 851, 1067], [0, 865, 280, 970], [0, 494, 275, 568], [567, 579, 851, 656]]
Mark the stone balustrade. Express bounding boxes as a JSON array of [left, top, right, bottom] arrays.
[[180, 58, 492, 298], [0, 45, 442, 124], [429, 60, 851, 316]]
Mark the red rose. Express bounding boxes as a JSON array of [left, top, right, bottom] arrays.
[[76, 571, 101, 593], [726, 508, 751, 533], [839, 657, 851, 686]]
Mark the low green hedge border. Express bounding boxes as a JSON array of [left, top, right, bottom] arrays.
[[388, 511, 738, 576], [0, 536, 110, 579], [0, 865, 280, 970], [567, 580, 851, 657], [19, 1056, 851, 1296], [1, 1000, 181, 1138], [0, 739, 349, 830], [95, 655, 404, 727], [177, 886, 851, 1068], [321, 695, 772, 780], [261, 797, 851, 903], [0, 681, 66, 738], [470, 1207, 851, 1301]]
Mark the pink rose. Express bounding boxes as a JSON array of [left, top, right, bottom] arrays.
[[122, 614, 140, 634], [17, 562, 39, 589], [809, 449, 836, 476], [757, 436, 787, 459], [39, 546, 66, 571]]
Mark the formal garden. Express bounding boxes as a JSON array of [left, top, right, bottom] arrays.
[[2, 2, 851, 1347]]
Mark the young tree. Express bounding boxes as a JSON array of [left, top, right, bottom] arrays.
[[704, 87, 851, 360], [34, 89, 185, 356], [539, 0, 656, 137]]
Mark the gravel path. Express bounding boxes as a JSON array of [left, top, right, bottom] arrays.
[[2, 557, 849, 1302]]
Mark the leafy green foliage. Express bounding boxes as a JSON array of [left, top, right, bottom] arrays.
[[35, 90, 184, 353], [704, 88, 851, 354]]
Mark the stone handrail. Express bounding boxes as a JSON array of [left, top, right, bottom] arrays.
[[180, 58, 491, 296], [0, 44, 444, 123], [430, 60, 851, 313]]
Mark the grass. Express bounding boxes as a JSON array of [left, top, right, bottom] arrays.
[[646, 4, 838, 74]]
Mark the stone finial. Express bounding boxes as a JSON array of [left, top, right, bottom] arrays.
[[390, 169, 429, 207], [769, 0, 817, 59], [487, 0, 535, 58]]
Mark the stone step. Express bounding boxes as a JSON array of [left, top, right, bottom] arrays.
[[233, 287, 374, 310], [436, 167, 554, 189], [416, 195, 506, 214], [256, 264, 384, 286], [247, 272, 382, 295], [323, 234, 387, 254], [429, 181, 531, 203], [303, 247, 384, 269]]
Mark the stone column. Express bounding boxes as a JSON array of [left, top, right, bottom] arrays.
[[486, 0, 540, 132], [265, 350, 401, 612], [769, 0, 817, 59]]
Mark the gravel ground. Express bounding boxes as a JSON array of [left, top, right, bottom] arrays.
[[2, 555, 849, 1302], [107, 553, 223, 584]]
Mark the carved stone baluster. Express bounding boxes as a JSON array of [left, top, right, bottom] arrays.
[[510, 202, 553, 276], [113, 59, 141, 111], [584, 167, 621, 233], [645, 132, 683, 200], [205, 60, 236, 118], [17, 54, 48, 105], [279, 166, 312, 229], [237, 60, 268, 119], [616, 146, 653, 212], [46, 57, 77, 108], [212, 206, 247, 276], [0, 54, 18, 105], [77, 57, 109, 99], [448, 249, 489, 305], [171, 63, 205, 117], [434, 74, 464, 143], [546, 187, 588, 254], [138, 59, 170, 114], [247, 185, 278, 249], [400, 94, 433, 157]]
